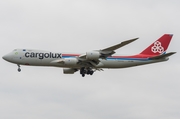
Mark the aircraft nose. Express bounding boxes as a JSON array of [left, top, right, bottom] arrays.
[[2, 54, 11, 61]]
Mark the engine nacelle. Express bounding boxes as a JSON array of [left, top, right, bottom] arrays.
[[64, 58, 78, 66], [86, 51, 100, 60], [63, 68, 76, 74]]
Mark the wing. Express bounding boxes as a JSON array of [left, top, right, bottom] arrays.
[[101, 38, 138, 52], [76, 38, 138, 67], [79, 37, 138, 59]]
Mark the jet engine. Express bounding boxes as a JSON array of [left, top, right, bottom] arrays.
[[63, 68, 77, 74], [63, 58, 78, 66], [86, 51, 100, 60]]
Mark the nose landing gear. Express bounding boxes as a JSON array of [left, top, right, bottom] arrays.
[[17, 64, 21, 72]]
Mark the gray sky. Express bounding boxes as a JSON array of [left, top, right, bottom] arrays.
[[0, 0, 180, 119]]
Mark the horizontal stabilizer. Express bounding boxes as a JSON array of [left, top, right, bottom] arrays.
[[149, 52, 176, 60]]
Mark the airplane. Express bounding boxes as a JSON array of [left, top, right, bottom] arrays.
[[2, 34, 176, 77]]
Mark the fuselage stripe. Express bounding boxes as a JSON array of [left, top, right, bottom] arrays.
[[61, 55, 151, 61]]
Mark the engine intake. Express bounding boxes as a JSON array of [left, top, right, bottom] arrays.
[[64, 58, 78, 66], [86, 51, 100, 60], [63, 68, 77, 74]]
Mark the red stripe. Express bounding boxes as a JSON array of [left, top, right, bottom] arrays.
[[110, 54, 157, 59], [62, 54, 80, 56], [62, 54, 156, 59]]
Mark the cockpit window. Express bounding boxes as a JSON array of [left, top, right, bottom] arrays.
[[13, 49, 17, 51]]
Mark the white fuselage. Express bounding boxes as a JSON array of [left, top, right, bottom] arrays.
[[3, 49, 168, 69]]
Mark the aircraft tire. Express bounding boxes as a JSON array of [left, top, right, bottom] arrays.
[[18, 68, 21, 72], [90, 71, 94, 75]]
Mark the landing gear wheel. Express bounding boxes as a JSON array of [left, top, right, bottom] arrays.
[[82, 74, 85, 77], [90, 71, 94, 75], [17, 64, 21, 72], [80, 67, 85, 74], [18, 68, 21, 72], [87, 70, 90, 75]]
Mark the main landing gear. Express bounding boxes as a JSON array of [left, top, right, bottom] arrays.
[[17, 64, 21, 72], [80, 67, 94, 77]]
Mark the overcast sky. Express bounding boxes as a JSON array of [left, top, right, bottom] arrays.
[[0, 0, 180, 119]]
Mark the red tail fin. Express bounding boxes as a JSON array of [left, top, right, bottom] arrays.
[[140, 34, 173, 56]]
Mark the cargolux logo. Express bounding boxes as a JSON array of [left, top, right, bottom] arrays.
[[151, 41, 164, 53], [25, 52, 62, 59]]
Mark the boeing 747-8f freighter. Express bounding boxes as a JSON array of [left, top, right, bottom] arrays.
[[2, 34, 176, 77]]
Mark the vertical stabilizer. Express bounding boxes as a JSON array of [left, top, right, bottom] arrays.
[[140, 34, 173, 56]]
